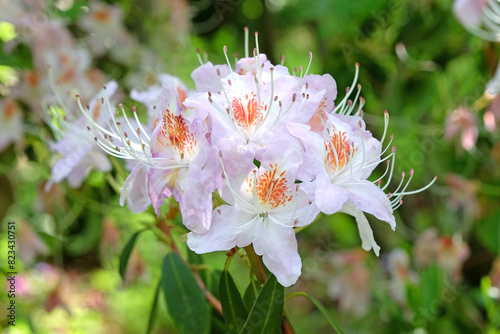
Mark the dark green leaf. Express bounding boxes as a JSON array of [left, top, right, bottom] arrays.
[[239, 275, 283, 334], [207, 269, 222, 300], [187, 248, 208, 283], [219, 270, 248, 333], [475, 209, 500, 255], [66, 210, 103, 256], [161, 252, 210, 334], [211, 313, 226, 334], [243, 278, 261, 311], [146, 280, 161, 334], [119, 229, 146, 280]]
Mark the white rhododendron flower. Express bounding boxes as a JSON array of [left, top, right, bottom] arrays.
[[70, 30, 435, 286], [188, 141, 317, 286], [45, 81, 118, 190], [453, 0, 500, 41]]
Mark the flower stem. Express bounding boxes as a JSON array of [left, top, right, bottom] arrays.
[[224, 247, 239, 271], [156, 218, 223, 316], [244, 244, 267, 284]]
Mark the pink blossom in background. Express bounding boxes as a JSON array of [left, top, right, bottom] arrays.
[[445, 107, 478, 151], [445, 173, 480, 219], [78, 1, 138, 64], [0, 98, 23, 152], [328, 248, 371, 316], [414, 228, 470, 280], [45, 82, 118, 189], [17, 220, 49, 264], [490, 258, 500, 289], [386, 248, 418, 305]]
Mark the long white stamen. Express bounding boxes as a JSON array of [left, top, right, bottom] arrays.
[[251, 69, 275, 139], [390, 172, 407, 201], [77, 97, 120, 140], [132, 107, 151, 142], [394, 176, 438, 196], [223, 45, 233, 72], [208, 92, 245, 140], [333, 63, 360, 114], [381, 148, 396, 191], [254, 76, 263, 131], [373, 160, 391, 184], [254, 31, 260, 58], [393, 199, 404, 210], [196, 49, 204, 66], [48, 68, 71, 113], [253, 170, 259, 212], [244, 27, 249, 58], [218, 153, 255, 212], [391, 171, 414, 205], [296, 52, 313, 89]]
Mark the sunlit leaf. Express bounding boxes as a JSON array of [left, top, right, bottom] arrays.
[[119, 229, 146, 280], [146, 279, 161, 334]]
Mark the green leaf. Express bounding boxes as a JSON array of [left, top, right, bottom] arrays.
[[407, 265, 445, 320], [146, 280, 161, 334], [219, 270, 248, 333], [66, 210, 103, 256], [207, 269, 222, 300], [54, 0, 89, 20], [286, 292, 344, 334], [161, 252, 211, 334], [119, 229, 146, 280], [239, 275, 283, 334], [243, 277, 261, 311], [211, 314, 227, 334], [475, 209, 500, 255]]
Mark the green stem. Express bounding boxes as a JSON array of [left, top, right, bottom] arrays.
[[105, 173, 122, 193], [153, 218, 223, 316], [284, 291, 344, 334], [224, 247, 238, 271], [109, 156, 128, 180], [244, 244, 267, 284], [285, 291, 307, 301]]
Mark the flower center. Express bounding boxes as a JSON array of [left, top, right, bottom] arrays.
[[231, 93, 267, 132], [158, 111, 197, 159], [93, 9, 111, 22], [324, 130, 356, 176], [4, 100, 16, 119], [246, 164, 293, 211]]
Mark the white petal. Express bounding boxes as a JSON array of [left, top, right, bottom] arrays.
[[340, 203, 381, 256], [187, 205, 256, 253], [120, 164, 151, 213], [253, 223, 302, 287], [343, 180, 396, 230]]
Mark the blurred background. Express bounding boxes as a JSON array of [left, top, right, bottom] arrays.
[[0, 0, 499, 333]]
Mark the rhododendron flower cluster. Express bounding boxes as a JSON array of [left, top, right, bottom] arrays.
[[70, 31, 435, 287]]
